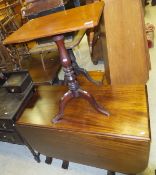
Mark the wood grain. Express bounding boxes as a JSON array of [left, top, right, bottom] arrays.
[[17, 125, 150, 174], [16, 85, 150, 139], [103, 0, 150, 84], [16, 79, 150, 174], [3, 1, 104, 44]]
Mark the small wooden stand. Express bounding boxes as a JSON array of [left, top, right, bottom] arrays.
[[3, 2, 108, 123], [52, 35, 109, 122]]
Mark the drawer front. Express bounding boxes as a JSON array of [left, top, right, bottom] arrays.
[[0, 120, 14, 131], [0, 131, 23, 144]]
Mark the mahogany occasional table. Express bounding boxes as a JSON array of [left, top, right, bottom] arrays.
[[4, 1, 109, 123]]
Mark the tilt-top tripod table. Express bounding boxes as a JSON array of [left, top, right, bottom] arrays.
[[4, 1, 109, 123]]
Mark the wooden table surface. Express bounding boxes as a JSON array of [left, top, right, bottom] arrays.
[[3, 1, 104, 45], [17, 84, 150, 140], [16, 82, 151, 173]]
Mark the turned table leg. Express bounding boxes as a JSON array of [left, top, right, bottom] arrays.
[[52, 35, 109, 123]]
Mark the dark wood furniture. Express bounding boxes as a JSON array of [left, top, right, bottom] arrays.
[[16, 0, 99, 85], [0, 70, 41, 162], [4, 2, 109, 122], [3, 2, 103, 45], [103, 0, 150, 84], [83, 0, 150, 83], [0, 71, 34, 144], [22, 0, 101, 66], [16, 82, 151, 174]]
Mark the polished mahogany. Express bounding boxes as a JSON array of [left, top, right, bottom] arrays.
[[16, 77, 151, 174], [3, 2, 104, 45]]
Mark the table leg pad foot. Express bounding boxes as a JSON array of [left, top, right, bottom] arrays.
[[45, 157, 53, 164], [62, 160, 69, 169]]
